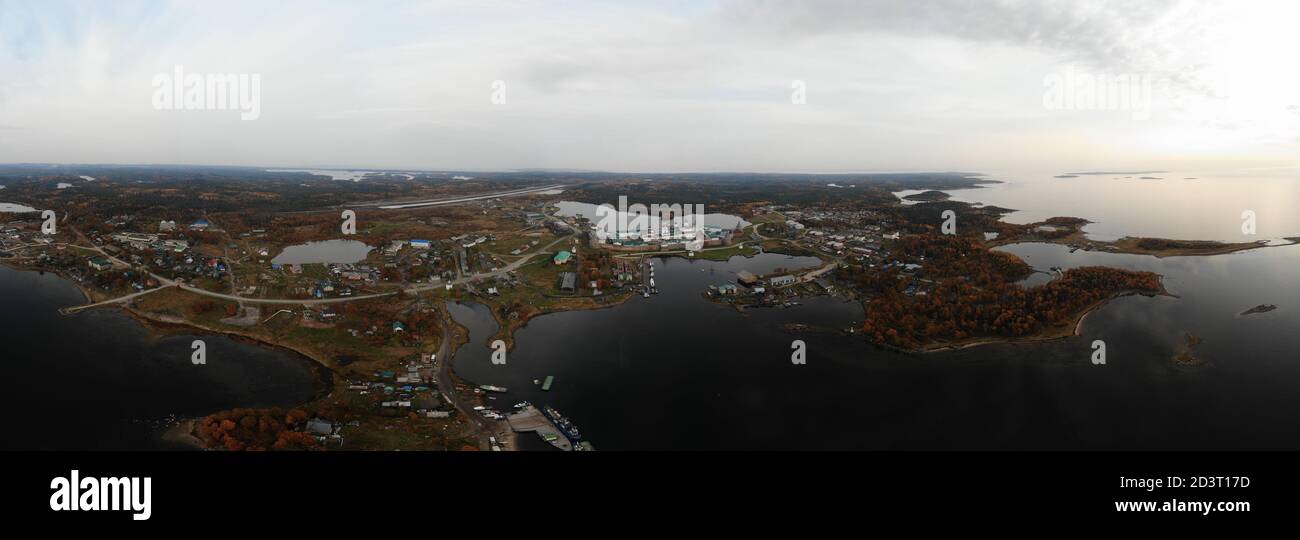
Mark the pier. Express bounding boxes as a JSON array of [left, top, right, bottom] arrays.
[[506, 405, 572, 451]]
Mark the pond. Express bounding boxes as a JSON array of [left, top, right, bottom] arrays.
[[271, 239, 372, 265]]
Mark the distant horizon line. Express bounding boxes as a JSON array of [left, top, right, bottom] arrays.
[[3, 162, 1299, 177], [0, 162, 992, 176]]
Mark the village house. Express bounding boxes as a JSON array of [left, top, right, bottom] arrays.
[[559, 271, 577, 293], [87, 256, 113, 271], [770, 275, 797, 287]]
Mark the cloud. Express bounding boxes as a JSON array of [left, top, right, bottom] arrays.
[[0, 0, 1295, 172]]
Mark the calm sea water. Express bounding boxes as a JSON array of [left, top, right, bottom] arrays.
[[452, 174, 1300, 450], [0, 265, 318, 450], [7, 171, 1300, 450], [933, 169, 1300, 242]]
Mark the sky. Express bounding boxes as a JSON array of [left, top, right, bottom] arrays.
[[1, 0, 1298, 173]]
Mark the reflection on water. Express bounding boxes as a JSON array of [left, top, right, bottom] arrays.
[[450, 245, 1300, 450], [1016, 271, 1054, 288], [0, 265, 318, 450], [938, 170, 1300, 242], [997, 241, 1300, 324], [271, 239, 372, 265]]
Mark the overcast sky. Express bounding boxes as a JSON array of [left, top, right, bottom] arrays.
[[1, 0, 1298, 173]]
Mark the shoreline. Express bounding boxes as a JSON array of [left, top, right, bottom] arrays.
[[160, 419, 206, 450], [442, 301, 522, 451], [448, 295, 646, 451], [911, 287, 1171, 354], [488, 291, 636, 352], [46, 262, 339, 397], [0, 210, 1215, 450], [118, 305, 337, 398], [114, 298, 340, 450], [2, 261, 339, 447], [118, 305, 387, 451], [987, 222, 1300, 259]]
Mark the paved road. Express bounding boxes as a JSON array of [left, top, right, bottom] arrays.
[[66, 224, 177, 285], [433, 302, 500, 449], [792, 261, 839, 285], [61, 283, 181, 313], [57, 206, 572, 315], [410, 233, 574, 292], [58, 234, 568, 311], [5, 231, 178, 314], [358, 184, 565, 210], [177, 283, 397, 305]]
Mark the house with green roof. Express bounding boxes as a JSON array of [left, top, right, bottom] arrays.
[[87, 256, 113, 271]]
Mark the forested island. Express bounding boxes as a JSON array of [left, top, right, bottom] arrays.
[[843, 234, 1164, 350]]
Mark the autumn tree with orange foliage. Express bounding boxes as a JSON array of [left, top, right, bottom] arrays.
[[849, 233, 1162, 350], [196, 407, 325, 451]]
